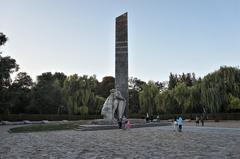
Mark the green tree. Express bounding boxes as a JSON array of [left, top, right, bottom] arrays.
[[28, 72, 65, 114], [155, 92, 165, 114], [94, 95, 106, 114], [0, 33, 19, 114], [168, 73, 178, 90], [173, 83, 190, 113], [9, 72, 33, 113], [12, 72, 33, 89], [0, 33, 7, 46], [96, 76, 114, 98], [157, 90, 179, 114], [80, 89, 91, 115], [63, 74, 98, 115], [0, 55, 19, 88], [63, 74, 81, 114], [129, 77, 146, 91], [187, 84, 202, 113], [228, 95, 240, 112], [139, 81, 159, 115], [200, 66, 240, 113]]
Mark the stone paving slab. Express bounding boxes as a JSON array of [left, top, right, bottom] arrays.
[[0, 122, 240, 159]]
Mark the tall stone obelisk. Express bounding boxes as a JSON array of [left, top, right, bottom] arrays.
[[115, 12, 128, 117]]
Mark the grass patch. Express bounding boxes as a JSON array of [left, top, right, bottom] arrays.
[[9, 122, 80, 133]]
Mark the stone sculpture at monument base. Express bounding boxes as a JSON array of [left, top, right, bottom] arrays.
[[101, 89, 126, 123]]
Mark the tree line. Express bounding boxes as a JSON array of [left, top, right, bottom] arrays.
[[139, 68, 240, 116], [1, 33, 240, 116]]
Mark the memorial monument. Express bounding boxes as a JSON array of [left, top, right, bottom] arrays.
[[82, 13, 170, 130], [115, 12, 129, 117], [101, 12, 129, 123]]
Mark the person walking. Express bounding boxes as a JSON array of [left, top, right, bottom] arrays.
[[146, 113, 149, 123], [201, 116, 204, 126], [122, 116, 127, 129], [173, 116, 177, 131], [118, 118, 122, 129], [196, 116, 199, 126]]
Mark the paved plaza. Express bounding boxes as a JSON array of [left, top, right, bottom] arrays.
[[0, 121, 240, 159]]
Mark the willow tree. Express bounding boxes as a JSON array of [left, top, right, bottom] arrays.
[[62, 74, 79, 114], [200, 66, 240, 113], [139, 81, 159, 115], [63, 74, 99, 115], [228, 95, 240, 112], [172, 83, 190, 113], [79, 89, 91, 115], [155, 92, 166, 114], [187, 84, 202, 113]]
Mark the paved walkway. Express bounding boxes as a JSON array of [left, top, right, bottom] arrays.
[[0, 121, 240, 159]]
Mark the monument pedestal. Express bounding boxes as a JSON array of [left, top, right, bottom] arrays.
[[76, 119, 171, 131]]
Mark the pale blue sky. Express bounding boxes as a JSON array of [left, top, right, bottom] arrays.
[[0, 0, 239, 82]]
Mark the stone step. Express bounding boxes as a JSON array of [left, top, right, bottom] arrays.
[[75, 122, 171, 131]]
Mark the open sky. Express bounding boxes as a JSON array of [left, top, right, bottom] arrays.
[[0, 0, 239, 82]]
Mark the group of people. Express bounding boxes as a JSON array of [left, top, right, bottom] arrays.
[[196, 116, 204, 126], [173, 116, 183, 132], [173, 115, 205, 132], [145, 113, 160, 123]]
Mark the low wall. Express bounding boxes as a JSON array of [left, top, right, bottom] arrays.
[[129, 113, 240, 120], [0, 114, 102, 121]]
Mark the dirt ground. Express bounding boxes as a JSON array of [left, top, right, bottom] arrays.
[[0, 120, 240, 159]]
